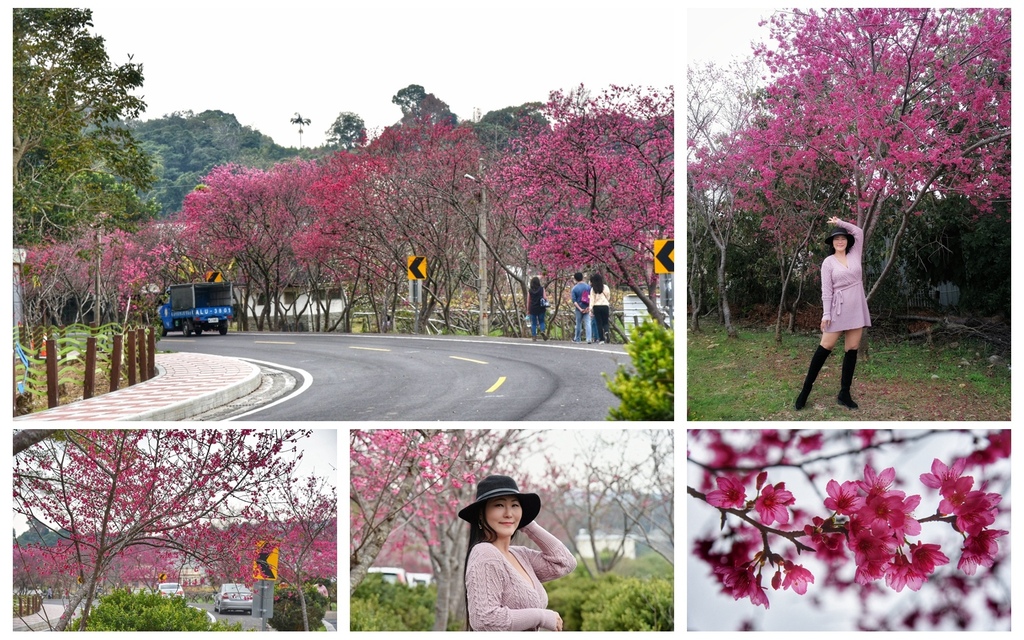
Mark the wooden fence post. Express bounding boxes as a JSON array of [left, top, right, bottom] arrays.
[[137, 328, 148, 382], [84, 335, 97, 399], [110, 334, 123, 393], [148, 327, 157, 378], [126, 330, 137, 387], [46, 335, 58, 408]]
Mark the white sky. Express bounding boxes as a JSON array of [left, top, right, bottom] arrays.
[[686, 7, 773, 67], [86, 1, 679, 148]]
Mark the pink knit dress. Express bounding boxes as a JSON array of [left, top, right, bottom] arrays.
[[465, 521, 577, 631], [821, 220, 872, 332]]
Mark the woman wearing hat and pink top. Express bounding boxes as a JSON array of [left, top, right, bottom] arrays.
[[460, 475, 576, 631], [795, 216, 872, 411]]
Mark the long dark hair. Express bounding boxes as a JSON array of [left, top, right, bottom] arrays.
[[590, 273, 605, 295]]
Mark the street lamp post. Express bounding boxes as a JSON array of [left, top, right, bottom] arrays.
[[465, 173, 489, 336]]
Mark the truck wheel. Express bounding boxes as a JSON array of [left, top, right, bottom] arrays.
[[195, 326, 203, 336], [161, 325, 168, 337], [183, 320, 192, 337], [219, 323, 228, 335]]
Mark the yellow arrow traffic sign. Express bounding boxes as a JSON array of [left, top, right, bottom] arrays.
[[253, 541, 279, 581], [654, 239, 674, 274], [407, 256, 427, 280]]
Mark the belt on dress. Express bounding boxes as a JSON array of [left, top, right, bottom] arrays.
[[831, 281, 862, 317]]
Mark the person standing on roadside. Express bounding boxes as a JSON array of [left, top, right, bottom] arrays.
[[570, 272, 592, 343], [527, 276, 549, 341], [589, 273, 612, 344]]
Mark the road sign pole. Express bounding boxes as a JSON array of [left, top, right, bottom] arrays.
[[659, 274, 674, 326], [409, 280, 421, 334]]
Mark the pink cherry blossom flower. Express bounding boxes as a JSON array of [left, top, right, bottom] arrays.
[[781, 560, 814, 595], [706, 475, 747, 509], [857, 493, 921, 539], [908, 540, 949, 576], [884, 552, 925, 592], [938, 476, 975, 514], [857, 464, 896, 498], [849, 524, 897, 568], [919, 457, 968, 495], [754, 482, 795, 526], [957, 528, 1008, 575], [824, 479, 865, 515], [714, 563, 770, 609], [953, 490, 1000, 537]]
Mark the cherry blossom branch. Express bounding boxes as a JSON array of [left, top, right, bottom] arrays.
[[688, 485, 814, 554]]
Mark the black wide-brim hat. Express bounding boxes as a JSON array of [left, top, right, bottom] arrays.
[[825, 227, 854, 246], [458, 475, 541, 531]]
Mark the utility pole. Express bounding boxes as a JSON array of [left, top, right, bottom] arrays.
[[465, 171, 489, 336]]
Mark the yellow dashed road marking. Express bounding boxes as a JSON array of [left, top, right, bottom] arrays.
[[486, 377, 507, 393]]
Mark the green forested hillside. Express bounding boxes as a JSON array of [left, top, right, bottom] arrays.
[[129, 109, 324, 216]]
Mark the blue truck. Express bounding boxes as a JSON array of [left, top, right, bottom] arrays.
[[158, 282, 234, 337]]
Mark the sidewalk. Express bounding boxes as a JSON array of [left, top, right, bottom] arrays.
[[14, 353, 260, 422], [13, 603, 66, 631]]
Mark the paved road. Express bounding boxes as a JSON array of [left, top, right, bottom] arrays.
[[157, 332, 631, 421]]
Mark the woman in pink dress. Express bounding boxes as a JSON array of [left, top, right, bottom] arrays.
[[460, 475, 576, 631], [795, 216, 872, 410]]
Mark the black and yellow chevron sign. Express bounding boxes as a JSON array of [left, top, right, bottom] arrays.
[[407, 256, 427, 280], [252, 541, 279, 581], [654, 239, 674, 274]]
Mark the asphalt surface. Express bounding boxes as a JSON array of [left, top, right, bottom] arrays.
[[15, 332, 633, 421]]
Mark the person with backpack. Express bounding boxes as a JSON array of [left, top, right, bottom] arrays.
[[527, 276, 549, 341], [570, 272, 592, 343]]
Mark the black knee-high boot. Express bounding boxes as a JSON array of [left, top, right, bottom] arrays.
[[795, 345, 832, 410], [837, 349, 859, 409]]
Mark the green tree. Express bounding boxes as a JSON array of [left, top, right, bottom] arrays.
[[605, 322, 674, 420], [326, 111, 367, 150], [472, 102, 547, 153], [392, 84, 427, 117], [13, 8, 157, 244]]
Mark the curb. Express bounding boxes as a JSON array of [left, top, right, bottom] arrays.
[[13, 353, 261, 422]]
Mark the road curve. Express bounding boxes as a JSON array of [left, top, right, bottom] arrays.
[[157, 332, 633, 421]]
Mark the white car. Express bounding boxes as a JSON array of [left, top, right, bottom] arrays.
[[157, 582, 184, 597], [214, 583, 253, 614]]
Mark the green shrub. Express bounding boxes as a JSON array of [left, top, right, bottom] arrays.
[[268, 582, 328, 631], [350, 594, 409, 631], [350, 574, 436, 631], [79, 588, 241, 631], [605, 321, 674, 420], [545, 569, 622, 632], [581, 577, 673, 631]]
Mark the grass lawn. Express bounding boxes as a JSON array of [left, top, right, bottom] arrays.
[[687, 323, 1010, 421]]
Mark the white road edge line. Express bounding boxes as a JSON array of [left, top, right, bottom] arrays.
[[225, 358, 314, 421]]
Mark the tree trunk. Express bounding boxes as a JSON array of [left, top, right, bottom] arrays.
[[716, 248, 737, 338]]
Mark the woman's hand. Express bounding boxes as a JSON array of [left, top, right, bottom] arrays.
[[820, 318, 830, 332], [827, 216, 842, 226], [552, 612, 563, 632]]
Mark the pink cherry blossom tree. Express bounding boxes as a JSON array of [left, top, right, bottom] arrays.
[[492, 84, 674, 328], [751, 8, 1010, 303], [13, 428, 312, 630], [688, 429, 1009, 631]]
